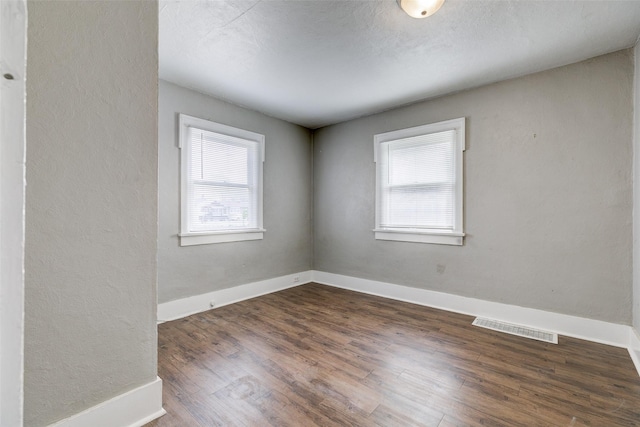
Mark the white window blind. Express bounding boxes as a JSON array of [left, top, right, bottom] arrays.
[[374, 118, 465, 245], [187, 128, 259, 232], [379, 130, 456, 230], [179, 114, 264, 246]]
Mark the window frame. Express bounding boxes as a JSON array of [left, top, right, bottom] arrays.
[[373, 117, 465, 246], [178, 114, 265, 246]]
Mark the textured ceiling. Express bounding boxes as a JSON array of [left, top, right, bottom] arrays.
[[160, 0, 640, 129]]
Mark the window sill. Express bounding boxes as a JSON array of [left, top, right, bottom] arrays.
[[374, 229, 464, 246], [179, 229, 265, 246]]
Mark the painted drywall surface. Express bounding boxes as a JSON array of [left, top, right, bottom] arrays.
[[158, 80, 313, 303], [24, 2, 158, 426], [0, 1, 27, 425], [634, 42, 640, 332], [314, 49, 633, 324]]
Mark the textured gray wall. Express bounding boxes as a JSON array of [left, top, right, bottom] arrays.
[[314, 50, 633, 324], [634, 42, 640, 332], [158, 80, 313, 303], [24, 2, 158, 426]]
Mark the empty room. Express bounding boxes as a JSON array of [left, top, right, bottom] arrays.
[[5, 0, 640, 426]]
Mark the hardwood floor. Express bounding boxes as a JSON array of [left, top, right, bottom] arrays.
[[146, 283, 640, 426]]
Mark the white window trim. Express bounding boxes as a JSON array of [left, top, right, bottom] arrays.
[[373, 117, 466, 246], [178, 114, 265, 246]]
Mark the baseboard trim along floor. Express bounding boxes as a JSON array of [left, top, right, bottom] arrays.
[[48, 377, 165, 427], [629, 327, 640, 376], [157, 269, 640, 377], [157, 271, 313, 323]]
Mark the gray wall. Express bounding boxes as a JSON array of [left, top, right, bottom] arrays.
[[158, 80, 313, 303], [24, 2, 158, 426], [634, 41, 640, 332], [314, 49, 633, 324]]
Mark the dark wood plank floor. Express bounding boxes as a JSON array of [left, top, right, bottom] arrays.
[[146, 283, 640, 426]]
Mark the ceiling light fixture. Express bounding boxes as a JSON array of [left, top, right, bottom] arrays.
[[397, 0, 445, 18]]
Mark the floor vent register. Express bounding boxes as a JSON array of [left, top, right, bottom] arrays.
[[472, 317, 558, 344]]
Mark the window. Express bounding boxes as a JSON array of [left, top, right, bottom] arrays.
[[179, 114, 265, 246], [374, 118, 465, 245]]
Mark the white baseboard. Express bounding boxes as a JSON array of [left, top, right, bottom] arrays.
[[312, 270, 632, 349], [48, 377, 165, 427], [629, 327, 640, 377], [157, 271, 313, 323], [155, 269, 639, 377]]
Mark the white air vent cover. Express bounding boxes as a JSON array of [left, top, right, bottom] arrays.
[[472, 317, 558, 344]]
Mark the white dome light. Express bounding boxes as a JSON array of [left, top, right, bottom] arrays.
[[397, 0, 445, 18]]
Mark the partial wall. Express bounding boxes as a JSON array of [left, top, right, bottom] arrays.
[[0, 1, 27, 425], [24, 2, 159, 425], [158, 81, 313, 303], [314, 49, 634, 324], [633, 41, 640, 332]]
